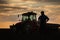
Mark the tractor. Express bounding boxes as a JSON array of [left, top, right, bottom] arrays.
[[10, 11, 39, 34]]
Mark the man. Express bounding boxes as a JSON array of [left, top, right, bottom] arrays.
[[38, 11, 49, 32]]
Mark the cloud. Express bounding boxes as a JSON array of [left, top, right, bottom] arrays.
[[0, 0, 60, 5], [0, 15, 18, 22], [0, 5, 28, 14], [32, 0, 60, 2], [46, 0, 60, 2], [0, 0, 7, 4], [21, 0, 60, 2]]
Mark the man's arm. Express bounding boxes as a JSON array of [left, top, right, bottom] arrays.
[[46, 16, 49, 22]]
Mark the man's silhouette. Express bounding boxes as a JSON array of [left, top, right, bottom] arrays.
[[38, 11, 49, 32]]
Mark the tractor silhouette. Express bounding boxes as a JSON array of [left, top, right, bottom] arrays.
[[10, 11, 60, 34], [10, 11, 39, 34]]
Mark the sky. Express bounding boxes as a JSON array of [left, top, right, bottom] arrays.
[[0, 0, 60, 28]]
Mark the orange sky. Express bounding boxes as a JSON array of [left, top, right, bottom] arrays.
[[0, 0, 60, 28], [0, 22, 17, 28]]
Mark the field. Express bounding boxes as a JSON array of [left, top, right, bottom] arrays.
[[0, 23, 60, 40]]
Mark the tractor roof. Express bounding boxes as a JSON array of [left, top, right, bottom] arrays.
[[22, 11, 36, 16]]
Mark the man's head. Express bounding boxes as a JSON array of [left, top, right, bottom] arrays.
[[41, 11, 44, 15]]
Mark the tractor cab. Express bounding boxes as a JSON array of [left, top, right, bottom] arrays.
[[22, 11, 37, 22], [21, 11, 39, 32]]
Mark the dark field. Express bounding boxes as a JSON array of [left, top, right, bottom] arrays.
[[0, 23, 60, 40]]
